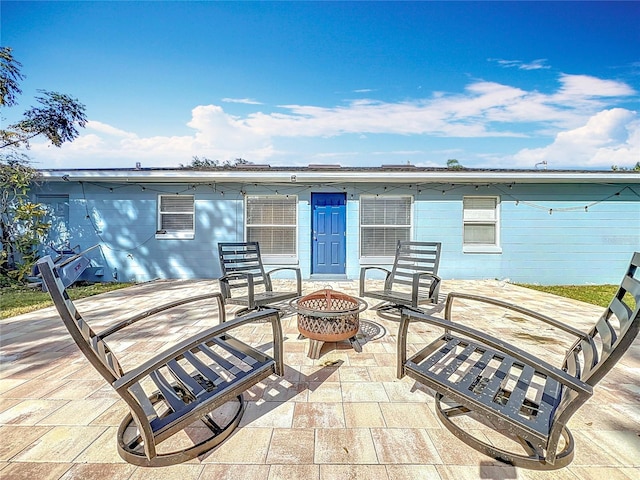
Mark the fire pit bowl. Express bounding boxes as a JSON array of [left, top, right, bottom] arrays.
[[289, 289, 368, 358]]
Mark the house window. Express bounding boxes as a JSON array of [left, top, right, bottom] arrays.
[[246, 195, 297, 261], [156, 195, 195, 239], [463, 196, 501, 253], [360, 195, 412, 258]]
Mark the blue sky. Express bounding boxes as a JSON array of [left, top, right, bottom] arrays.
[[3, 1, 639, 170]]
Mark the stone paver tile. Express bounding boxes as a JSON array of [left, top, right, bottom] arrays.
[[0, 377, 69, 399], [385, 465, 441, 480], [0, 398, 21, 414], [45, 379, 105, 400], [314, 428, 378, 464], [299, 365, 341, 383], [566, 467, 639, 480], [269, 464, 319, 480], [0, 399, 68, 425], [0, 425, 52, 460], [307, 382, 343, 402], [382, 380, 432, 403], [127, 463, 204, 480], [619, 468, 640, 480], [573, 430, 640, 467], [0, 378, 27, 395], [337, 366, 370, 382], [427, 428, 501, 466], [380, 402, 440, 428], [367, 366, 397, 383], [90, 400, 130, 426], [0, 461, 72, 480], [373, 352, 396, 367], [200, 464, 271, 480], [38, 398, 117, 425], [319, 464, 388, 480], [59, 463, 136, 480], [202, 427, 273, 463], [293, 402, 345, 428], [240, 400, 294, 428], [371, 427, 442, 465], [570, 402, 640, 430], [344, 352, 378, 366], [341, 382, 389, 402], [73, 426, 124, 463], [266, 428, 315, 464], [12, 425, 107, 462], [343, 402, 386, 428], [436, 465, 523, 480]]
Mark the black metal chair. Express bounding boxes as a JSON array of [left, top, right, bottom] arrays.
[[359, 241, 442, 317], [37, 255, 284, 467], [397, 251, 640, 470], [218, 242, 302, 315]]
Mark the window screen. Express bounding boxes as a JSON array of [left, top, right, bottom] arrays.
[[246, 195, 297, 256], [158, 195, 194, 238], [360, 196, 411, 257], [463, 196, 499, 247]]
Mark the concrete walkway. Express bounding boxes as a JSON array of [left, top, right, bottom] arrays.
[[1, 279, 638, 480]]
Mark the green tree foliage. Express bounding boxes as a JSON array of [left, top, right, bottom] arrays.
[[446, 158, 464, 170], [0, 47, 87, 284], [182, 156, 250, 168], [611, 162, 640, 171]]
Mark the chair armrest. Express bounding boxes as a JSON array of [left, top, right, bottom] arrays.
[[219, 272, 256, 309], [411, 272, 442, 304], [114, 308, 283, 391], [444, 292, 588, 340], [359, 266, 391, 296], [98, 293, 226, 339], [266, 266, 302, 295], [398, 310, 592, 396]]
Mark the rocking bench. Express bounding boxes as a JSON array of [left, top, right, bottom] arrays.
[[397, 252, 640, 470], [37, 255, 284, 467]]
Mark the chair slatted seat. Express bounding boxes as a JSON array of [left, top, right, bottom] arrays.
[[37, 255, 284, 467], [360, 241, 442, 316], [397, 251, 640, 470], [218, 242, 302, 315]]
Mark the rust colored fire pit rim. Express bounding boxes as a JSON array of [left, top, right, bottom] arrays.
[[288, 288, 368, 317]]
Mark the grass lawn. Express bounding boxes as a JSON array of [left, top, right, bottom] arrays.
[[1, 282, 133, 319], [516, 284, 620, 309]]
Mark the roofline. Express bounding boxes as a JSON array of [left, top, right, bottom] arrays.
[[38, 168, 640, 184]]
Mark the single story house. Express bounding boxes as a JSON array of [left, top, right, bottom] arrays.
[[32, 164, 640, 285]]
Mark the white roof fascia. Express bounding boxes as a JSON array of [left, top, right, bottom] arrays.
[[38, 169, 640, 184]]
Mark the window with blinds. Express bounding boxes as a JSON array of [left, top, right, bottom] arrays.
[[246, 195, 297, 258], [463, 196, 500, 252], [156, 195, 195, 239], [360, 195, 412, 257]]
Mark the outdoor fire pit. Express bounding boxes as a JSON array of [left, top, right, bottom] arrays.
[[290, 288, 368, 359]]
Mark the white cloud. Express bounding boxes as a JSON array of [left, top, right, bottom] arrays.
[[221, 98, 263, 105], [509, 108, 639, 169], [28, 73, 637, 169], [491, 58, 550, 70]]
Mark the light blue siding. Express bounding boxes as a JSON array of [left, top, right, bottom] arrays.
[[32, 180, 639, 284]]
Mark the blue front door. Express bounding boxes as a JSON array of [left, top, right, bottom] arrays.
[[311, 193, 346, 275]]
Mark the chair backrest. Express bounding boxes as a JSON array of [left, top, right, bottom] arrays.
[[218, 242, 272, 297], [37, 256, 124, 383], [563, 251, 640, 386], [387, 241, 441, 289]]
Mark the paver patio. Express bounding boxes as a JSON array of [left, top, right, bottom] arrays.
[[1, 278, 638, 479]]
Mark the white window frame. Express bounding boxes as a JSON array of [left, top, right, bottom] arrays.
[[359, 195, 413, 263], [462, 196, 501, 253], [245, 194, 298, 264], [156, 194, 195, 239]]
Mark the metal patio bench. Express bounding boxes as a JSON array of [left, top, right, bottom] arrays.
[[397, 251, 640, 470], [218, 241, 302, 315], [37, 255, 284, 467], [359, 241, 442, 317]]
